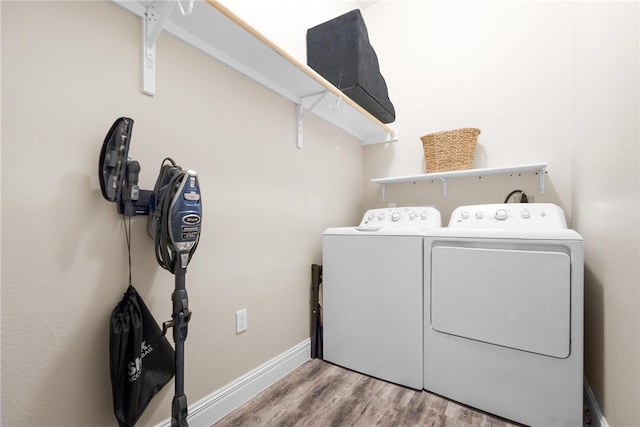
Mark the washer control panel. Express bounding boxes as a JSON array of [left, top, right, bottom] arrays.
[[360, 206, 442, 229], [449, 203, 568, 229]]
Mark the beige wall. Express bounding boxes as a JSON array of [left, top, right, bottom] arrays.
[[361, 1, 573, 219], [571, 3, 640, 426], [1, 1, 364, 425]]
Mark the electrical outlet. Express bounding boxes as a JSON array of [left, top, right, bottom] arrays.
[[236, 309, 247, 333], [513, 194, 534, 203]]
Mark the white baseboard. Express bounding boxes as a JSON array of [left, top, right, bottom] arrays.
[[583, 380, 609, 427], [157, 339, 311, 427]]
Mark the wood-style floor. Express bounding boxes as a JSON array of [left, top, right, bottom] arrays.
[[213, 358, 522, 427]]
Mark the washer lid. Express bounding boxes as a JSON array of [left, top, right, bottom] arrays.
[[324, 226, 426, 236], [430, 245, 571, 358]]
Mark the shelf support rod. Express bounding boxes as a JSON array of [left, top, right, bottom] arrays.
[[538, 166, 546, 194], [142, 1, 178, 96], [297, 90, 329, 149], [380, 184, 386, 202], [440, 177, 448, 198]]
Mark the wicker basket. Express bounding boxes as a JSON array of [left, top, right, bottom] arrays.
[[420, 128, 481, 173]]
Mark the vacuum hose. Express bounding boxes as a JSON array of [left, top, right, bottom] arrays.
[[149, 158, 201, 273]]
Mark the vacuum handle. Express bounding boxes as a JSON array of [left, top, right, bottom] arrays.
[[122, 160, 140, 216]]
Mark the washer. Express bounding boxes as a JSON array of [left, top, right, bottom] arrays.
[[424, 203, 583, 426], [323, 206, 442, 390]]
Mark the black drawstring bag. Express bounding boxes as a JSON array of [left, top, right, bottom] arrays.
[[110, 285, 175, 427]]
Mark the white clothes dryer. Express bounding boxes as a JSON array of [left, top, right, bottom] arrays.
[[424, 203, 583, 426], [323, 207, 442, 390]]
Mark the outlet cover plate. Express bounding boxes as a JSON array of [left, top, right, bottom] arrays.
[[236, 309, 247, 333]]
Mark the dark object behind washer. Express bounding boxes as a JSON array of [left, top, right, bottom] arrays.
[[311, 264, 323, 359], [306, 9, 395, 124]]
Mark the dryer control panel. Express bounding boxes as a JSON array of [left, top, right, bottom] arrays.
[[449, 203, 568, 229], [360, 207, 442, 229]]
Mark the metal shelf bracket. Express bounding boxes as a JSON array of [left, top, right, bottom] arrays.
[[440, 177, 448, 198], [142, 0, 194, 96], [538, 166, 546, 194], [297, 90, 338, 149]]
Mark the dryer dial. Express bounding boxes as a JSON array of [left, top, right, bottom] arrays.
[[494, 209, 508, 221]]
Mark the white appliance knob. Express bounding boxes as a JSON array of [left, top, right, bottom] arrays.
[[391, 212, 401, 221], [461, 211, 470, 220], [495, 209, 508, 220], [521, 210, 531, 219], [378, 213, 385, 220], [368, 214, 375, 221], [420, 211, 429, 220], [475, 211, 484, 219], [409, 212, 417, 220]]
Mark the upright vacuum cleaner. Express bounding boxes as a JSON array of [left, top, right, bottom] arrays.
[[100, 117, 202, 427], [149, 158, 202, 427]]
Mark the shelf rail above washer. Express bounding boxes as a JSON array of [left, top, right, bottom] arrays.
[[371, 163, 548, 200]]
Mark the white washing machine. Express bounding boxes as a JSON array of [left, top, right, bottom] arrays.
[[424, 203, 583, 426], [323, 206, 442, 390]]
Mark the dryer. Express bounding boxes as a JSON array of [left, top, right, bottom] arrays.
[[423, 203, 583, 426], [323, 207, 442, 390]]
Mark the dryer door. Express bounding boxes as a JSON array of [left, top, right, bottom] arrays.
[[431, 246, 571, 358]]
